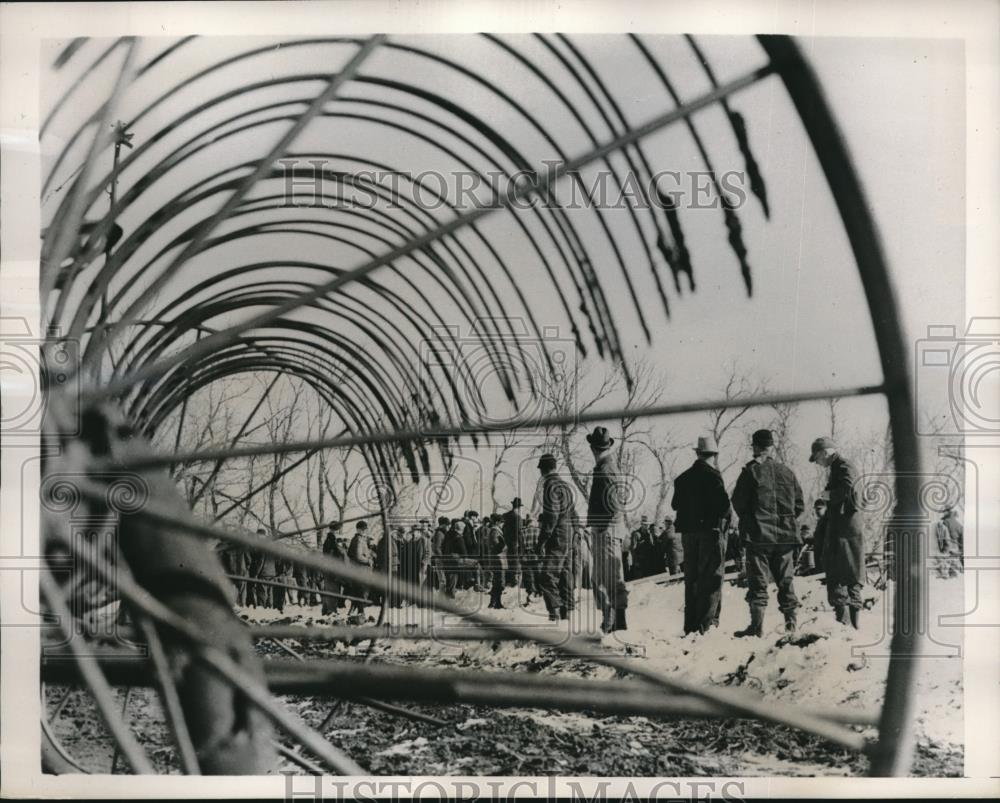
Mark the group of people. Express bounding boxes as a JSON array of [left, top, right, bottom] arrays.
[[671, 430, 867, 637], [218, 529, 323, 613], [318, 513, 538, 617], [224, 424, 962, 639]]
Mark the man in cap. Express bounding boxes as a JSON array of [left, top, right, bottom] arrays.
[[732, 429, 805, 637], [810, 437, 865, 628], [585, 427, 629, 633], [536, 453, 577, 622], [671, 436, 732, 634], [347, 520, 374, 617]]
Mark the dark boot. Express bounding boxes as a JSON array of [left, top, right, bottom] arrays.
[[784, 611, 797, 633], [848, 607, 860, 630], [834, 605, 848, 625], [558, 606, 568, 621], [735, 606, 764, 638], [613, 608, 627, 632]]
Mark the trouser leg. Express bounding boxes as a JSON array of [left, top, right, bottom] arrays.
[[698, 530, 727, 631], [522, 557, 536, 596], [744, 547, 771, 610], [592, 527, 627, 614], [771, 548, 798, 615], [538, 548, 569, 614], [489, 563, 505, 607], [681, 532, 699, 633]]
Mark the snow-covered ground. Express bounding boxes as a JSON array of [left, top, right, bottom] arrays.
[[250, 571, 964, 753]]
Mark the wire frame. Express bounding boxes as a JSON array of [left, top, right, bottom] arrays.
[[37, 33, 922, 777]]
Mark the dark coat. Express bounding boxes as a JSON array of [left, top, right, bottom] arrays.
[[348, 533, 374, 567], [817, 454, 866, 584], [539, 472, 575, 554], [731, 457, 804, 548], [442, 527, 468, 557], [587, 452, 622, 529], [463, 522, 481, 557], [502, 509, 523, 553], [671, 459, 731, 534]]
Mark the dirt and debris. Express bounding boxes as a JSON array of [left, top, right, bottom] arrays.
[[43, 573, 963, 776]]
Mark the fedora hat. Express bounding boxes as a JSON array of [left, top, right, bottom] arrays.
[[511, 497, 523, 509], [586, 426, 615, 449], [537, 453, 557, 471], [694, 435, 718, 454], [752, 429, 774, 448]]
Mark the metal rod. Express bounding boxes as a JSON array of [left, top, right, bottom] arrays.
[[136, 614, 201, 774], [38, 569, 155, 774], [109, 685, 132, 773], [43, 655, 878, 728], [87, 35, 387, 374], [265, 637, 448, 728], [111, 382, 887, 471], [40, 39, 137, 311], [757, 35, 923, 777], [46, 525, 364, 775], [224, 574, 370, 606], [76, 61, 776, 403], [190, 372, 282, 505]]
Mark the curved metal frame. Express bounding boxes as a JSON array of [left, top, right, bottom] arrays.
[[37, 33, 924, 777]]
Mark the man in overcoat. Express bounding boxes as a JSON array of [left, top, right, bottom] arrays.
[[810, 437, 866, 628], [731, 429, 805, 636], [586, 427, 629, 633], [671, 436, 731, 634], [321, 522, 347, 614], [536, 453, 577, 622], [502, 498, 524, 592]]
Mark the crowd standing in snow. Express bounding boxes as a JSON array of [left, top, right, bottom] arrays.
[[221, 426, 962, 640]]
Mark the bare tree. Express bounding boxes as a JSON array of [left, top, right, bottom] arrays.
[[769, 400, 798, 467], [826, 396, 841, 442], [487, 430, 525, 512], [704, 361, 767, 478]]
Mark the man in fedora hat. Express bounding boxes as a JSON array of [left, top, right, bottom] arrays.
[[586, 426, 629, 633], [810, 437, 865, 628], [535, 453, 577, 621], [732, 429, 804, 637], [671, 435, 732, 634]]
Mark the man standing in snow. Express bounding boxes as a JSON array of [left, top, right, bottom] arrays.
[[732, 429, 805, 637], [671, 436, 731, 635], [935, 506, 964, 578], [536, 453, 577, 622], [586, 427, 629, 633], [810, 437, 865, 628]]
